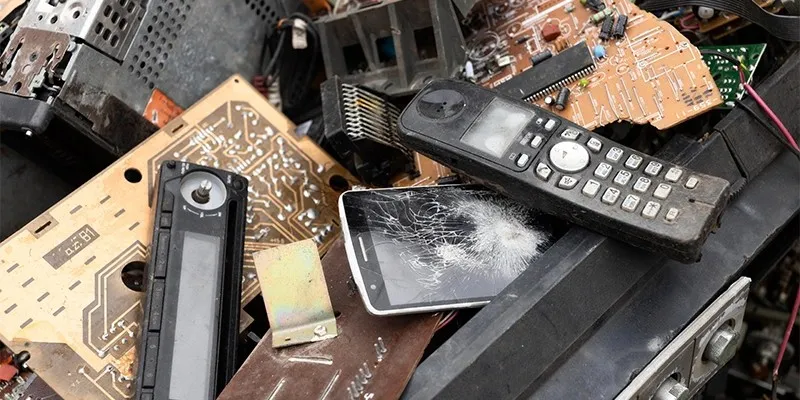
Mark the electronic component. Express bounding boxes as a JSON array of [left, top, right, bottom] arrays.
[[701, 44, 767, 108], [340, 185, 562, 315], [516, 35, 530, 44], [555, 87, 571, 111], [316, 0, 466, 95], [475, 0, 723, 130], [217, 240, 441, 400], [0, 0, 283, 164], [541, 22, 561, 41], [497, 42, 595, 101], [613, 14, 628, 38], [599, 15, 614, 40], [136, 161, 247, 400], [544, 95, 555, 107], [496, 55, 513, 67], [593, 44, 607, 59], [321, 76, 414, 186], [0, 76, 353, 400], [591, 8, 614, 24], [696, 6, 717, 20], [584, 0, 606, 12], [530, 50, 553, 66], [579, 78, 590, 88], [398, 79, 731, 262]]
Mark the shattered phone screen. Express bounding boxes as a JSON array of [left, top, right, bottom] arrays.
[[341, 185, 562, 313]]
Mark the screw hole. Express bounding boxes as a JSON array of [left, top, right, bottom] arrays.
[[50, 16, 58, 24], [124, 168, 142, 183], [121, 261, 146, 292], [328, 175, 350, 192]]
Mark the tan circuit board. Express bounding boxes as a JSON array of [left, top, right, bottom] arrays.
[[392, 153, 452, 187], [0, 76, 354, 400], [473, 0, 723, 130], [0, 0, 25, 21]]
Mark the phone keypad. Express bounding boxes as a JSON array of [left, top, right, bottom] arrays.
[[528, 124, 698, 226], [583, 180, 601, 197], [594, 163, 613, 179], [536, 163, 552, 181], [602, 188, 621, 205], [644, 161, 663, 176], [621, 195, 640, 212], [665, 167, 683, 182], [606, 147, 624, 163], [613, 170, 632, 186], [558, 176, 579, 189]]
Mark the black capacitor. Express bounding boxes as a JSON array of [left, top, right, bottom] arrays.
[[530, 50, 553, 66], [613, 14, 628, 38], [516, 36, 530, 44], [555, 87, 570, 111], [599, 16, 614, 40]]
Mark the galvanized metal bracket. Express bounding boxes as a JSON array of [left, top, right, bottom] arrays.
[[254, 239, 339, 348]]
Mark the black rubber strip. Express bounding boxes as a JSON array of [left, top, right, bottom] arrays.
[[641, 0, 800, 41]]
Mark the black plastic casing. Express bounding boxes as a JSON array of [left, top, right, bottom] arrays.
[[135, 161, 248, 400], [398, 79, 730, 263]]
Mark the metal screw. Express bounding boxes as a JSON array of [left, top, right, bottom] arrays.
[[362, 362, 372, 379], [377, 337, 387, 353], [24, 130, 33, 137], [357, 370, 368, 385], [313, 325, 327, 337], [653, 377, 690, 400], [703, 324, 740, 365]]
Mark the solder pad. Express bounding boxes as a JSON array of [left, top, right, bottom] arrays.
[[473, 0, 723, 130], [0, 76, 354, 400]]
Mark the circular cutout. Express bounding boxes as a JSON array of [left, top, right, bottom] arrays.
[[121, 261, 146, 292], [124, 168, 142, 183], [417, 89, 466, 119], [73, 10, 81, 19], [328, 175, 350, 192], [50, 16, 58, 23], [12, 82, 22, 93]]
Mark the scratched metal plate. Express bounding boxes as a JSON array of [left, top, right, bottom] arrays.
[[218, 239, 440, 400], [254, 239, 339, 348]]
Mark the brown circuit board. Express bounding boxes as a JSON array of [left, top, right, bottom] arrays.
[[0, 76, 355, 400], [218, 240, 440, 400], [470, 0, 723, 130]]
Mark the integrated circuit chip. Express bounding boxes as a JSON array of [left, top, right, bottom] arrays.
[[495, 41, 596, 102]]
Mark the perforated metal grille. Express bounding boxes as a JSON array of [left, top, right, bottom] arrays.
[[17, 0, 143, 60], [244, 0, 279, 23], [90, 0, 136, 49], [124, 0, 192, 89]]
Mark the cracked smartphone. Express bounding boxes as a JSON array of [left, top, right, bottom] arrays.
[[339, 185, 565, 315]]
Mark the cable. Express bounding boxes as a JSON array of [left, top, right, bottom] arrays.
[[772, 282, 800, 400], [640, 0, 800, 41], [734, 100, 800, 160], [743, 83, 800, 151], [699, 49, 800, 154]]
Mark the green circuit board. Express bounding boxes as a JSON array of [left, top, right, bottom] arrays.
[[701, 44, 768, 109]]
